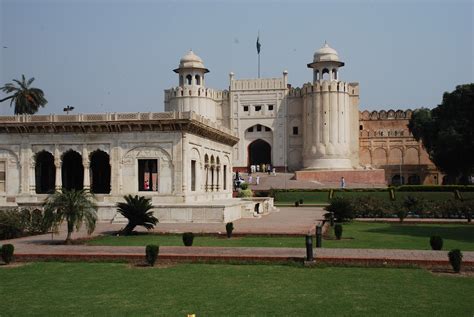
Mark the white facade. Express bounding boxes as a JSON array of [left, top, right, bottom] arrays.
[[166, 44, 360, 172]]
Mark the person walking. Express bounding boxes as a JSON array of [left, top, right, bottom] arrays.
[[256, 175, 260, 185], [248, 175, 253, 184], [340, 177, 346, 189]]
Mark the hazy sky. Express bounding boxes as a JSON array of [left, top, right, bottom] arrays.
[[0, 0, 473, 115]]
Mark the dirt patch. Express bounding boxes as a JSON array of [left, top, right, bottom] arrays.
[[430, 269, 474, 277], [0, 262, 30, 269]]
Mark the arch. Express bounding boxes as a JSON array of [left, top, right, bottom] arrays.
[[359, 148, 371, 165], [388, 148, 403, 165], [405, 147, 419, 165], [245, 124, 272, 133], [408, 174, 421, 185], [248, 139, 271, 166], [90, 150, 110, 194], [61, 150, 84, 190], [195, 75, 201, 85], [186, 74, 192, 85], [391, 174, 404, 186], [179, 75, 184, 86], [372, 148, 387, 165], [35, 151, 55, 194], [332, 68, 337, 80], [321, 68, 330, 80]]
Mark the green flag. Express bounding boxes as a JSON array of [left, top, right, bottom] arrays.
[[256, 35, 261, 54]]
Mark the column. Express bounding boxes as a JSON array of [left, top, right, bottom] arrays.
[[82, 148, 90, 190], [54, 158, 62, 191]]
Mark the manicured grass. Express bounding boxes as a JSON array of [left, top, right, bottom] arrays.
[[273, 191, 473, 204], [88, 222, 474, 250], [0, 262, 472, 316]]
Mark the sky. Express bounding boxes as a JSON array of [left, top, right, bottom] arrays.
[[0, 0, 473, 115]]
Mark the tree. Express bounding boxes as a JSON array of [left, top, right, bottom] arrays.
[[43, 189, 97, 244], [116, 195, 158, 235], [408, 84, 474, 184], [0, 74, 47, 114]]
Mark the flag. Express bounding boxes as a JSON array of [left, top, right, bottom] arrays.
[[256, 35, 261, 54]]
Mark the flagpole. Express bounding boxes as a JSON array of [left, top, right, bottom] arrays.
[[258, 52, 260, 78]]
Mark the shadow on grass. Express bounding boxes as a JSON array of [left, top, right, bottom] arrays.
[[365, 224, 474, 243]]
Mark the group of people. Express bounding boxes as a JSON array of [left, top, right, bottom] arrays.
[[249, 163, 275, 176]]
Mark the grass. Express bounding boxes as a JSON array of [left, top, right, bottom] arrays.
[[0, 262, 472, 316], [88, 222, 474, 250], [273, 191, 474, 204]]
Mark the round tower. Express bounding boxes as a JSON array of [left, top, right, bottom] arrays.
[[302, 42, 356, 169], [165, 50, 217, 120]]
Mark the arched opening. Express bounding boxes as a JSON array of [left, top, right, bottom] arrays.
[[61, 150, 84, 190], [90, 150, 111, 194], [391, 174, 404, 186], [179, 75, 184, 86], [322, 68, 329, 80], [210, 155, 215, 191], [204, 154, 209, 191], [314, 70, 319, 81], [248, 139, 271, 167], [332, 69, 337, 80], [186, 74, 192, 85], [35, 151, 55, 194], [408, 174, 421, 185], [195, 75, 201, 85]]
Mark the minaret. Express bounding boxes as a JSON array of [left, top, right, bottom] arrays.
[[302, 42, 356, 169], [165, 50, 217, 120]]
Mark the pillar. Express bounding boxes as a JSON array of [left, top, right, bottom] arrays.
[[82, 148, 90, 190]]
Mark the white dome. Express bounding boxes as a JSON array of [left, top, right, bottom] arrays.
[[313, 42, 341, 63], [174, 50, 209, 73]]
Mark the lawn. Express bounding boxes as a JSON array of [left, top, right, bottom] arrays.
[[273, 191, 474, 204], [0, 262, 472, 316], [88, 222, 474, 251]]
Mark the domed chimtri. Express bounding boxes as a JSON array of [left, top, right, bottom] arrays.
[[174, 50, 209, 73], [313, 42, 340, 63]]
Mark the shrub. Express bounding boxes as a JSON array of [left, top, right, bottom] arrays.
[[430, 236, 443, 250], [334, 224, 343, 240], [294, 201, 300, 207], [226, 222, 234, 238], [240, 183, 249, 190], [1, 244, 14, 264], [448, 249, 463, 273], [352, 196, 385, 218], [299, 199, 304, 204], [0, 210, 25, 240], [324, 197, 354, 223], [182, 232, 194, 246], [403, 195, 429, 218], [145, 244, 159, 266], [116, 195, 157, 235], [238, 189, 253, 198]]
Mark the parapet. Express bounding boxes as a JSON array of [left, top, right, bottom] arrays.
[[164, 87, 229, 101], [359, 109, 414, 120], [230, 78, 286, 91]]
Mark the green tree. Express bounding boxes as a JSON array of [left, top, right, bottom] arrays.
[[116, 195, 158, 235], [408, 84, 474, 184], [0, 74, 47, 114], [43, 189, 97, 244]]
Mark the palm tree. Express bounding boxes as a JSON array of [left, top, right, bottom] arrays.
[[43, 189, 97, 244], [0, 74, 47, 114], [116, 195, 158, 235]]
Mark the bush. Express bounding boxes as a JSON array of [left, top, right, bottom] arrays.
[[0, 244, 14, 264], [430, 236, 443, 250], [403, 195, 429, 218], [226, 222, 234, 238], [334, 224, 343, 240], [240, 183, 249, 190], [0, 210, 25, 240], [299, 199, 304, 204], [238, 189, 253, 198], [182, 232, 194, 246], [324, 197, 354, 223], [448, 249, 463, 273], [145, 244, 159, 266], [294, 201, 300, 207], [352, 196, 386, 218]]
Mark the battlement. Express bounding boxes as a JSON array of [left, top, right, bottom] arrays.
[[231, 77, 286, 91], [164, 87, 229, 101], [288, 81, 358, 96], [359, 109, 414, 120]]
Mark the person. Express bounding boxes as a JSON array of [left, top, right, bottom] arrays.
[[248, 175, 253, 184], [340, 177, 346, 189], [256, 175, 260, 185], [272, 168, 276, 176], [144, 179, 150, 190], [256, 165, 260, 172], [267, 164, 271, 175]]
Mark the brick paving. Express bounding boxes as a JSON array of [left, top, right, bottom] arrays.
[[2, 206, 473, 268]]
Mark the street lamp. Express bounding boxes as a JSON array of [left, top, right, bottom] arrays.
[[63, 105, 74, 114]]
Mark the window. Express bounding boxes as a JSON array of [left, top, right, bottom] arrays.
[[268, 105, 274, 111], [243, 106, 249, 112], [257, 124, 262, 132], [359, 125, 363, 131], [186, 75, 192, 85], [292, 127, 299, 135], [195, 75, 201, 85], [265, 127, 271, 132], [255, 105, 262, 111], [247, 126, 253, 132], [223, 165, 227, 190], [138, 159, 158, 191], [191, 160, 196, 191], [0, 161, 5, 192]]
